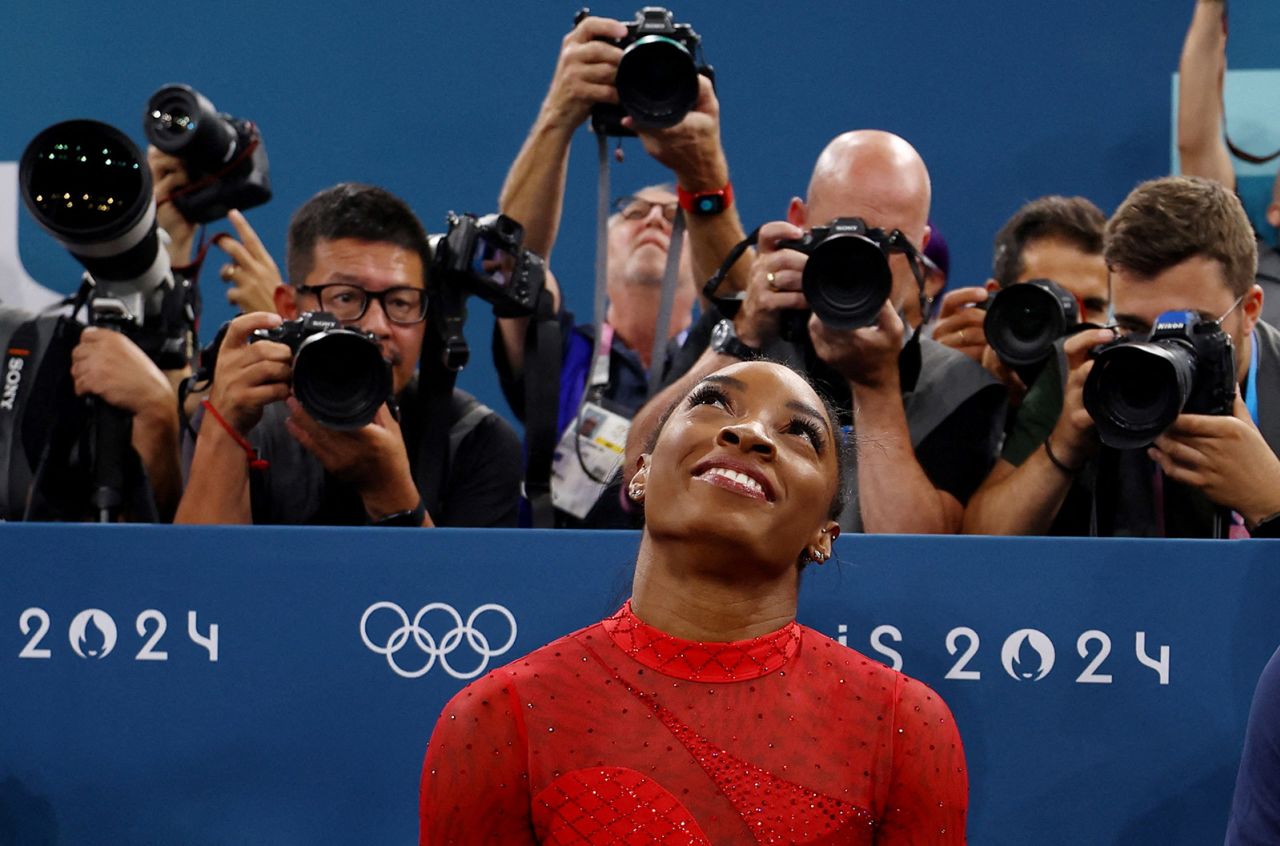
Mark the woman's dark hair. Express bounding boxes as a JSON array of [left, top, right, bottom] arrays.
[[643, 359, 851, 521]]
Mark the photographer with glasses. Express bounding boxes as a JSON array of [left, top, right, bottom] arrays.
[[964, 176, 1280, 538], [176, 183, 522, 528], [492, 12, 750, 528]]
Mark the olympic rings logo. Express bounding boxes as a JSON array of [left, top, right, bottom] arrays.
[[359, 602, 518, 680]]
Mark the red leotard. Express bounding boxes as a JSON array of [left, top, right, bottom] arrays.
[[421, 602, 967, 845]]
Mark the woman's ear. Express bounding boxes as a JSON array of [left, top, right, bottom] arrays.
[[806, 520, 840, 562], [628, 455, 650, 503]]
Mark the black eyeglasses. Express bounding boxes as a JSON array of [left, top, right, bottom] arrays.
[[612, 195, 679, 223], [295, 283, 428, 325]]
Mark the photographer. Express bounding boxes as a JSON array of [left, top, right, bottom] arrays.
[[491, 12, 748, 527], [930, 196, 1109, 406], [626, 131, 1007, 534], [964, 176, 1280, 538], [148, 148, 280, 315], [1177, 0, 1280, 326], [175, 183, 522, 527]]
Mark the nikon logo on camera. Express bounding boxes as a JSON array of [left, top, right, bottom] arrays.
[[0, 349, 28, 412]]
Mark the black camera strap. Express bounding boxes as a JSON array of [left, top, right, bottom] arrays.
[[523, 287, 561, 528], [648, 209, 686, 394]]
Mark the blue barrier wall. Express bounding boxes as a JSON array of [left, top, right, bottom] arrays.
[[2, 2, 1277, 422], [2, 526, 1278, 844]]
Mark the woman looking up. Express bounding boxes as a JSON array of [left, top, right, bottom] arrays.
[[420, 360, 968, 844]]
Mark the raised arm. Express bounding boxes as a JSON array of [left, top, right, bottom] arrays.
[[1177, 0, 1235, 188]]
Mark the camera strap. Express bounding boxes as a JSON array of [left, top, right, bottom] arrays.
[[523, 287, 561, 528], [647, 210, 685, 394], [0, 317, 40, 517]]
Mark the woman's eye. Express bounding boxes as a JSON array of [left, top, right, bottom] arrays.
[[788, 419, 825, 452], [688, 385, 730, 410]]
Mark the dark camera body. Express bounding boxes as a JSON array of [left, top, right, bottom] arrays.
[[581, 6, 705, 137], [982, 278, 1081, 383], [242, 311, 391, 431], [144, 84, 271, 224], [1084, 310, 1236, 449], [777, 217, 897, 336], [431, 212, 546, 319]]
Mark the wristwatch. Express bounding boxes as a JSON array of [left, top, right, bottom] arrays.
[[710, 319, 759, 361], [677, 181, 734, 216]]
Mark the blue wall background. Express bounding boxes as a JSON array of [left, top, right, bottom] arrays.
[[2, 0, 1277, 419]]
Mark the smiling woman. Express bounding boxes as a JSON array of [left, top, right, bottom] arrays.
[[419, 361, 969, 845]]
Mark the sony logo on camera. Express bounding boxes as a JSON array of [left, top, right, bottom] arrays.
[[0, 352, 26, 412]]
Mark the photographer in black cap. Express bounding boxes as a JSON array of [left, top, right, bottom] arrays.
[[964, 176, 1280, 538], [175, 183, 522, 527], [626, 130, 1007, 534], [492, 10, 750, 527]]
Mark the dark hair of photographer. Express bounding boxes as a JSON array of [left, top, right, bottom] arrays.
[[286, 183, 432, 287], [992, 196, 1106, 291], [965, 175, 1280, 538], [1105, 176, 1257, 304], [420, 360, 967, 842]]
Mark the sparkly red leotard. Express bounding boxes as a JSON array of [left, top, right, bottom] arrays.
[[421, 602, 967, 845]]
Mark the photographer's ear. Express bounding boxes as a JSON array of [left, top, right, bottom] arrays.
[[274, 284, 299, 320], [787, 197, 807, 229]]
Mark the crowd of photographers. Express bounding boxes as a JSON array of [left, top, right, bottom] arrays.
[[2, 2, 1279, 544]]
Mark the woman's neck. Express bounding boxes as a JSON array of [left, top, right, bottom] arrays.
[[629, 535, 800, 642]]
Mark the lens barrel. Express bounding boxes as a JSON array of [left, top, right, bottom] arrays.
[[144, 84, 238, 176], [984, 280, 1078, 368], [802, 233, 893, 330], [291, 329, 392, 430], [1084, 340, 1197, 449], [19, 119, 166, 293], [615, 35, 699, 128]]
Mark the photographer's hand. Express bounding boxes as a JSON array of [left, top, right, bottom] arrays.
[[1150, 392, 1280, 527], [1046, 326, 1118, 469], [148, 146, 196, 268], [211, 210, 284, 314], [931, 287, 989, 362], [70, 327, 182, 517], [206, 312, 293, 435], [284, 398, 432, 526], [734, 221, 807, 347], [809, 300, 905, 391]]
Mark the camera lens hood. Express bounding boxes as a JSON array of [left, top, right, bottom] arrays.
[[1084, 340, 1197, 449], [801, 232, 892, 330], [292, 329, 392, 431], [615, 35, 699, 129], [984, 282, 1074, 368], [20, 119, 167, 292]]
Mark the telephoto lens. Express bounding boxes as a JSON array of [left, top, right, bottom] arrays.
[[19, 119, 168, 296], [983, 278, 1080, 369]]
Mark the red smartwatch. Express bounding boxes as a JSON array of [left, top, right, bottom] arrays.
[[677, 181, 733, 216]]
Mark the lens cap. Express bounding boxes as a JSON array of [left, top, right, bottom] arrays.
[[802, 233, 892, 330]]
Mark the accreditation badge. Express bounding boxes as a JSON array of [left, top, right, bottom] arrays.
[[551, 401, 630, 519]]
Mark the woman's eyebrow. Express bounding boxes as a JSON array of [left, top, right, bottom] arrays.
[[699, 374, 747, 391]]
